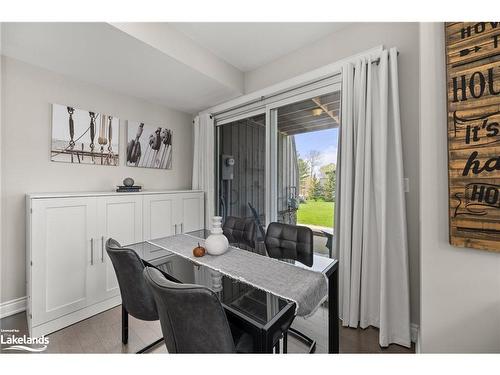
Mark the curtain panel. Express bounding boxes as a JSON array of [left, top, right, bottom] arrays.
[[192, 113, 215, 228], [337, 48, 411, 347]]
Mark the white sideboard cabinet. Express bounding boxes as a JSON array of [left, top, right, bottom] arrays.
[[26, 190, 204, 337]]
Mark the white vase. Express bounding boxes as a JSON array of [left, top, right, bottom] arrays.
[[205, 216, 229, 256]]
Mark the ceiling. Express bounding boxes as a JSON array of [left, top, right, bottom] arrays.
[[171, 23, 351, 72], [1, 23, 242, 113], [1, 22, 350, 114]]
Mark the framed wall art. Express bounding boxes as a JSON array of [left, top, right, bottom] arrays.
[[126, 121, 173, 169], [446, 22, 500, 251], [51, 103, 120, 166]]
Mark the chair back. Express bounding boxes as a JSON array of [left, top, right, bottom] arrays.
[[264, 222, 314, 267], [105, 238, 158, 321], [222, 216, 256, 251], [143, 266, 236, 353]]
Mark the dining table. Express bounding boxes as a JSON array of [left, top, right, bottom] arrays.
[[126, 229, 339, 353]]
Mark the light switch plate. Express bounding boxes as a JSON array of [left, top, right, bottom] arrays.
[[404, 178, 410, 193]]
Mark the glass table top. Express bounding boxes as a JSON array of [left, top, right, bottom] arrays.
[[126, 243, 288, 326], [126, 230, 337, 327]]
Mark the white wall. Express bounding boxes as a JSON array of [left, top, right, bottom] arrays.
[[419, 23, 500, 353], [244, 22, 421, 328], [0, 56, 194, 304]]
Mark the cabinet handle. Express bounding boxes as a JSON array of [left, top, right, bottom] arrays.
[[174, 224, 177, 234], [180, 223, 183, 233], [101, 236, 105, 263], [90, 238, 94, 265]]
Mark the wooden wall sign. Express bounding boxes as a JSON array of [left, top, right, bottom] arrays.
[[446, 22, 500, 252]]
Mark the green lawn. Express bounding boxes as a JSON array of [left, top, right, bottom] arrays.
[[297, 200, 335, 228]]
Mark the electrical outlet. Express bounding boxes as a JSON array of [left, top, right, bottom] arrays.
[[404, 178, 410, 193]]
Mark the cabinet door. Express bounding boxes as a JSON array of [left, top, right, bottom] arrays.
[[30, 197, 98, 326], [96, 195, 143, 302], [178, 192, 204, 233], [143, 194, 177, 261]]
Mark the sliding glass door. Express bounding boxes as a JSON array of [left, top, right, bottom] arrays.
[[214, 79, 341, 257]]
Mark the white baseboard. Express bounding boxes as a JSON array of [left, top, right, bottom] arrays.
[[411, 323, 419, 345], [0, 296, 27, 319]]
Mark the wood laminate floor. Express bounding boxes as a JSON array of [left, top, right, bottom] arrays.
[[0, 305, 414, 354]]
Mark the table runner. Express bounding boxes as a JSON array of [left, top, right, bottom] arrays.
[[147, 234, 328, 317]]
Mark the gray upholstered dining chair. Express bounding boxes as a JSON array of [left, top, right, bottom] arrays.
[[264, 222, 316, 353], [143, 266, 254, 353], [265, 222, 314, 267], [222, 216, 256, 251], [106, 238, 174, 354]]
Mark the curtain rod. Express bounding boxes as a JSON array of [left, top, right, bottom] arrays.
[[372, 51, 400, 65], [211, 50, 398, 118]]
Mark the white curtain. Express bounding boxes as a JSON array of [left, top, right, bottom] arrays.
[[192, 114, 221, 290], [336, 48, 411, 347], [192, 113, 215, 228]]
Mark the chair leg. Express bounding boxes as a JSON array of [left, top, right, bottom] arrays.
[[122, 305, 129, 345], [283, 332, 288, 354], [288, 327, 316, 353], [136, 337, 164, 354], [274, 340, 280, 354], [122, 304, 163, 354]]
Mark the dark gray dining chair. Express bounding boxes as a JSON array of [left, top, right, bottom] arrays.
[[264, 222, 316, 353], [143, 266, 254, 353], [265, 222, 314, 267], [106, 238, 175, 353], [222, 216, 256, 251]]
